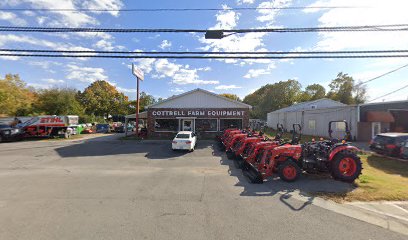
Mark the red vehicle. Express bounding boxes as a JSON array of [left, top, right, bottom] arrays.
[[244, 121, 362, 184], [216, 128, 237, 143], [241, 124, 285, 161], [231, 133, 266, 167], [19, 115, 79, 138], [225, 133, 248, 158], [219, 129, 243, 151]]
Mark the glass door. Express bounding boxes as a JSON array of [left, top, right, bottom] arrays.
[[371, 122, 381, 138], [182, 119, 194, 131]]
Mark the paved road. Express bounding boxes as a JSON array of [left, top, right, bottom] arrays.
[[0, 135, 405, 240]]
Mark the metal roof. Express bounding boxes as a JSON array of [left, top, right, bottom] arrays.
[[147, 88, 252, 109], [270, 98, 345, 113]]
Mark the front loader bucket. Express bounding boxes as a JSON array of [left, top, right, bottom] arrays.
[[233, 156, 245, 169], [242, 164, 263, 184], [226, 150, 235, 160]]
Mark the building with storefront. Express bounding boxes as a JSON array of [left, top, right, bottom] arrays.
[[145, 88, 252, 138]]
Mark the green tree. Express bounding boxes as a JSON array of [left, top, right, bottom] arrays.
[[128, 92, 157, 113], [79, 80, 130, 118], [219, 93, 241, 101], [243, 79, 302, 119], [0, 74, 36, 116], [305, 84, 326, 100], [33, 88, 84, 115], [327, 72, 367, 104]]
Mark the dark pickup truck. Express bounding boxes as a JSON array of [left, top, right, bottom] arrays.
[[0, 124, 24, 142]]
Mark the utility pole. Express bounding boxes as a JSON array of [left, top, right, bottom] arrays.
[[132, 63, 144, 136]]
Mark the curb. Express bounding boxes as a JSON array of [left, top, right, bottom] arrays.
[[277, 190, 408, 236]]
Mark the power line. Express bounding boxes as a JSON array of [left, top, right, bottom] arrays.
[[357, 63, 408, 86], [1, 49, 408, 55], [0, 6, 368, 13], [0, 24, 407, 33], [1, 53, 408, 59], [369, 83, 408, 102]]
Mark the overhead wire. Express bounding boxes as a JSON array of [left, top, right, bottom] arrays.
[[369, 83, 408, 102], [1, 49, 408, 55], [0, 24, 407, 33], [0, 6, 369, 12], [356, 63, 408, 86], [1, 53, 408, 59]]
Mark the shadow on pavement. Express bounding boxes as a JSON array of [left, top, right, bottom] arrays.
[[366, 154, 408, 178], [54, 138, 214, 160]]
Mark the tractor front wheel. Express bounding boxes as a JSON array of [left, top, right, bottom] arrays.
[[278, 160, 301, 182], [331, 153, 362, 183]]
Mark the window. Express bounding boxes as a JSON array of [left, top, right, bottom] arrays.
[[335, 122, 346, 131], [220, 119, 243, 131], [154, 119, 179, 132], [195, 119, 217, 132], [308, 120, 316, 130], [176, 133, 190, 139], [311, 105, 317, 109]]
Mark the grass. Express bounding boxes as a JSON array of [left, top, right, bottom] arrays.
[[314, 154, 408, 202]]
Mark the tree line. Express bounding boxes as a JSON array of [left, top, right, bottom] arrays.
[[1, 71, 367, 121], [243, 72, 367, 119], [0, 74, 159, 122]]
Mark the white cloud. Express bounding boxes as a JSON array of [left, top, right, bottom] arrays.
[[154, 59, 180, 78], [243, 63, 276, 78], [132, 58, 216, 85], [215, 85, 242, 90], [308, 0, 408, 51], [66, 64, 108, 83], [170, 87, 185, 93], [42, 78, 65, 84], [1, 0, 124, 27], [256, 0, 293, 25], [237, 0, 255, 5], [80, 0, 124, 17], [0, 11, 26, 26], [159, 40, 172, 49], [116, 86, 136, 93], [172, 68, 219, 85], [94, 39, 125, 51], [213, 6, 240, 29]]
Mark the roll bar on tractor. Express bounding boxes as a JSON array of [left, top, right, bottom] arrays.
[[328, 120, 351, 141], [275, 123, 284, 140], [291, 123, 302, 144]]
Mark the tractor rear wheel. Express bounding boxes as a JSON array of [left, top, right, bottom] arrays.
[[278, 160, 301, 182], [331, 153, 362, 182]]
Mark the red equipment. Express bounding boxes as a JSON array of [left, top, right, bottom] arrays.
[[244, 121, 362, 184]]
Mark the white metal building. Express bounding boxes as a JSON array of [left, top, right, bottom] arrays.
[[267, 99, 358, 139]]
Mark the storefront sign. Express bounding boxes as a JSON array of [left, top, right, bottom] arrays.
[[151, 110, 246, 117]]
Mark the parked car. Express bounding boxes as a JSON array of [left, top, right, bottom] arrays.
[[115, 125, 125, 133], [401, 140, 408, 159], [96, 124, 110, 133], [172, 131, 197, 151], [0, 124, 24, 142], [370, 133, 408, 157]]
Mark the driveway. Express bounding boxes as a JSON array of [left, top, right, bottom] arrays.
[[0, 137, 405, 240]]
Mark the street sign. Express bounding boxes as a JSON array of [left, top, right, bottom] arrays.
[[132, 63, 144, 81]]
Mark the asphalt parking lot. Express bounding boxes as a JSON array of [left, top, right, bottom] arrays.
[[0, 135, 406, 240]]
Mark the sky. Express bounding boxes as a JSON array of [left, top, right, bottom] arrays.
[[0, 0, 408, 103]]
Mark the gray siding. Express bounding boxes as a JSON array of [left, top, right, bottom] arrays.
[[267, 106, 358, 139]]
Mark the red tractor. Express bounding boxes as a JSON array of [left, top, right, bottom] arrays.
[[232, 124, 285, 169], [241, 124, 297, 170], [230, 132, 265, 165], [244, 121, 362, 184], [225, 133, 250, 158], [219, 129, 243, 151]]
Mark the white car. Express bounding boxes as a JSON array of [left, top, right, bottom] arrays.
[[172, 131, 197, 151]]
